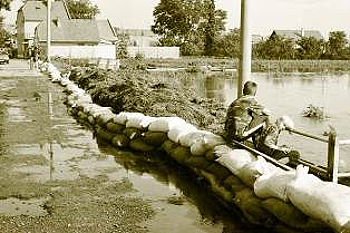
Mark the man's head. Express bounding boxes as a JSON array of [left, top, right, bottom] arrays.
[[243, 81, 257, 96]]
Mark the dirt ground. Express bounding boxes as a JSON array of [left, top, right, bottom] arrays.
[[0, 61, 154, 233]]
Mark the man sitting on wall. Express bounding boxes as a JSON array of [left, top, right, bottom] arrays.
[[224, 81, 270, 143]]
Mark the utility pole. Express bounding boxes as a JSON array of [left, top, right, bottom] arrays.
[[47, 0, 51, 62], [237, 0, 251, 97]]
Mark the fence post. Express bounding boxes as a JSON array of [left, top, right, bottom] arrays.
[[106, 59, 110, 70], [327, 127, 339, 183]]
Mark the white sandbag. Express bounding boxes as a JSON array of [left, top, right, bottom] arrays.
[[286, 165, 350, 231], [167, 123, 197, 143], [215, 148, 256, 176], [179, 130, 210, 147], [114, 112, 144, 125], [125, 115, 156, 129], [237, 156, 277, 188], [190, 133, 225, 156], [148, 117, 186, 132], [254, 168, 297, 202]]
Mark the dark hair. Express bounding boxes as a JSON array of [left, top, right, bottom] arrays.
[[243, 81, 257, 95]]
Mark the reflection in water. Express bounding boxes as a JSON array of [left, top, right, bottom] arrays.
[[97, 140, 269, 233]]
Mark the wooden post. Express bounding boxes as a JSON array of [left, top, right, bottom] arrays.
[[327, 127, 339, 183], [106, 59, 110, 70], [238, 0, 251, 98]]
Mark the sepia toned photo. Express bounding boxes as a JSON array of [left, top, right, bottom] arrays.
[[0, 0, 350, 232]]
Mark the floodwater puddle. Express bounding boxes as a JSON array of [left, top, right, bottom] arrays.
[[0, 197, 48, 217]]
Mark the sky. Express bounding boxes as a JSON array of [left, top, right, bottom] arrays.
[[2, 0, 350, 38]]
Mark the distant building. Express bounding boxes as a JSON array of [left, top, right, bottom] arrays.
[[35, 19, 117, 59], [270, 29, 324, 41], [17, 0, 70, 58], [117, 29, 158, 47], [116, 28, 179, 59]]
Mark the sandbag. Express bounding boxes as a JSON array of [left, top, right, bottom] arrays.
[[123, 127, 144, 140], [215, 148, 256, 176], [126, 115, 156, 129], [233, 188, 276, 227], [114, 112, 144, 125], [237, 156, 277, 188], [169, 146, 192, 165], [87, 115, 95, 125], [95, 126, 114, 142], [261, 198, 331, 232], [204, 149, 220, 161], [106, 122, 125, 134], [204, 163, 232, 182], [77, 111, 88, 121], [254, 169, 297, 202], [96, 112, 116, 127], [111, 134, 129, 148], [167, 123, 197, 143], [129, 138, 155, 152], [190, 133, 225, 156], [142, 131, 168, 147], [184, 156, 212, 170], [148, 117, 186, 132], [200, 170, 234, 203], [286, 165, 350, 231], [223, 175, 245, 194], [161, 140, 178, 155], [178, 130, 210, 148]]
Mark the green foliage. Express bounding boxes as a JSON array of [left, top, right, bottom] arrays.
[[65, 0, 100, 19], [152, 0, 226, 56]]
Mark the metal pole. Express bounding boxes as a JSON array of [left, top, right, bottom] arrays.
[[47, 0, 51, 62], [238, 0, 251, 97]]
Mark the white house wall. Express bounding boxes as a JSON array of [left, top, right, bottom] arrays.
[[25, 21, 41, 40], [49, 45, 116, 59], [127, 47, 180, 59]]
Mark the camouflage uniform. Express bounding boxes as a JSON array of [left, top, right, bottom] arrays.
[[254, 122, 300, 162], [224, 95, 266, 142]]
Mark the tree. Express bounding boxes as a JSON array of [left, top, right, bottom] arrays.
[[296, 36, 325, 59], [152, 0, 226, 56], [253, 35, 295, 60], [65, 0, 99, 19], [213, 28, 240, 58], [325, 31, 348, 59], [0, 0, 12, 11]]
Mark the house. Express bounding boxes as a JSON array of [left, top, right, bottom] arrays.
[[118, 29, 158, 47], [116, 28, 179, 59], [17, 0, 70, 58], [270, 29, 324, 41], [35, 19, 117, 59]]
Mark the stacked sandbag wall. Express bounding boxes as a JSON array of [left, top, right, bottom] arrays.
[[40, 61, 350, 233]]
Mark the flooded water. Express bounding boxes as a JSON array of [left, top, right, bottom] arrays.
[[0, 65, 267, 232], [196, 71, 350, 171]]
